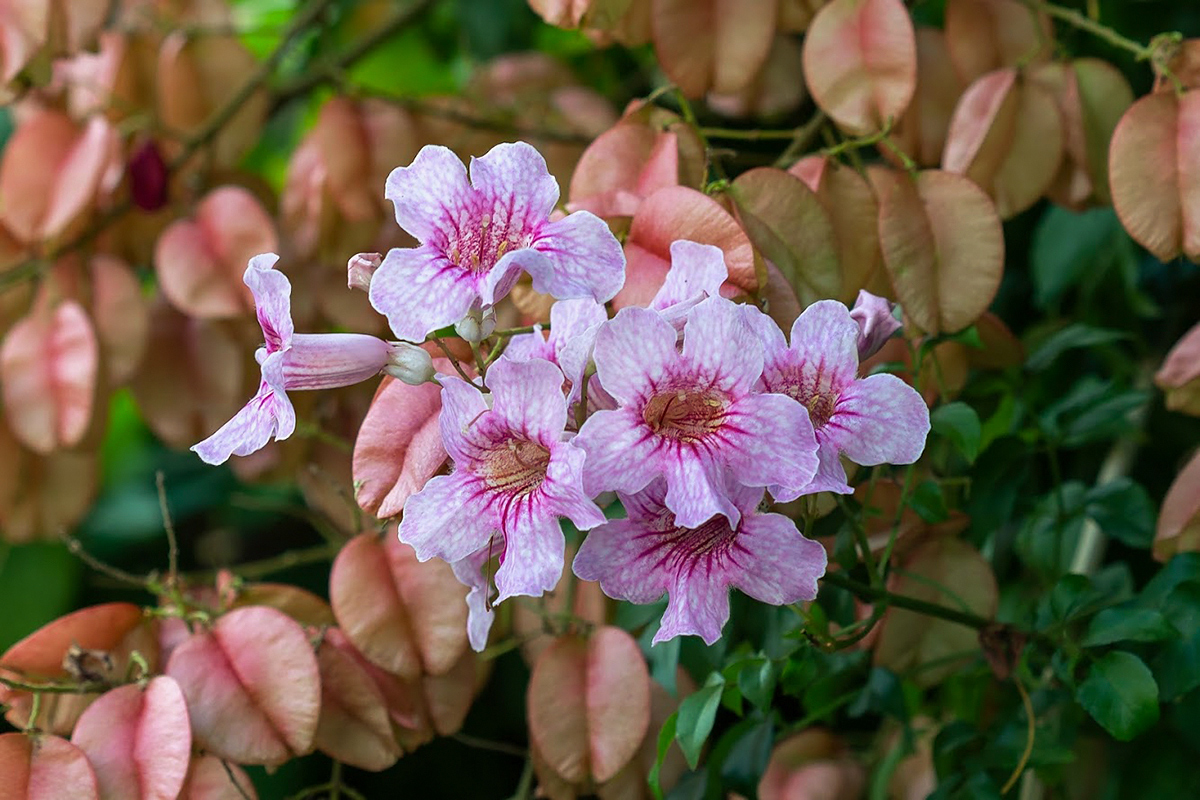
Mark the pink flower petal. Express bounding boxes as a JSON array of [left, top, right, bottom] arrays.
[[576, 408, 659, 496], [191, 372, 296, 466], [657, 570, 731, 645], [398, 472, 493, 565], [591, 306, 678, 405], [650, 239, 729, 315], [523, 210, 626, 302], [661, 454, 740, 529], [451, 544, 499, 652], [824, 373, 930, 466], [242, 253, 292, 350], [368, 245, 478, 342], [469, 141, 560, 229], [680, 296, 763, 394], [436, 372, 490, 465], [574, 518, 673, 605], [544, 443, 607, 530], [495, 515, 566, 602], [487, 357, 568, 442], [785, 300, 861, 390], [385, 144, 472, 243], [722, 393, 820, 502], [732, 514, 827, 605]]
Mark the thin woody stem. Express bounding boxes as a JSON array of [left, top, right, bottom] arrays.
[[819, 570, 994, 631], [0, 674, 119, 695]]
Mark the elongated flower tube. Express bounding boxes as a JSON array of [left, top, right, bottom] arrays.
[[575, 296, 819, 528], [369, 142, 626, 342], [574, 478, 826, 645], [398, 357, 604, 606], [192, 254, 400, 465], [743, 300, 930, 496]]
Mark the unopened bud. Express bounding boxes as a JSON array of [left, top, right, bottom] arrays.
[[849, 290, 901, 362], [129, 139, 169, 211], [347, 252, 383, 292], [384, 342, 436, 385], [454, 307, 496, 344]]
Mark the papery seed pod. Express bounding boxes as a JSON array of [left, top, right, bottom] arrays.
[[0, 603, 160, 734]]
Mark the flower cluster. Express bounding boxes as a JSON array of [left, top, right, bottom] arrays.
[[193, 141, 931, 647]]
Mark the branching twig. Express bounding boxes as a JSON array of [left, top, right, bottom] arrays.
[[156, 471, 179, 587]]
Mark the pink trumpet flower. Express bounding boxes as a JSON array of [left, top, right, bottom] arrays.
[[743, 300, 930, 496], [574, 478, 826, 645], [192, 254, 415, 465], [369, 142, 626, 342], [398, 357, 604, 610], [575, 296, 819, 528]]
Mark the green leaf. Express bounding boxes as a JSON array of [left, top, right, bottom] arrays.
[[931, 402, 983, 463], [1026, 324, 1130, 371], [910, 480, 950, 523], [1085, 478, 1156, 549], [716, 716, 774, 794], [848, 667, 909, 721], [1082, 608, 1179, 647], [1038, 376, 1147, 448], [675, 673, 726, 769], [1076, 651, 1160, 740], [649, 711, 678, 800], [736, 657, 776, 712], [1030, 206, 1122, 309], [650, 637, 681, 697]]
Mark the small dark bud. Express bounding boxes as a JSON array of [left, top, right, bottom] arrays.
[[128, 139, 169, 211]]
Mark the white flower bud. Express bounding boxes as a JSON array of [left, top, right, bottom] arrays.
[[454, 307, 497, 343], [347, 252, 382, 293], [383, 342, 436, 385]]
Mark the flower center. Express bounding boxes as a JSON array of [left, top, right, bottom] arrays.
[[446, 209, 533, 274], [478, 439, 551, 496], [642, 389, 727, 442], [639, 513, 742, 573], [777, 369, 839, 430], [802, 391, 837, 429]]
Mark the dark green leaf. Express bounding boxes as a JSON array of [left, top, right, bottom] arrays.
[[1082, 608, 1179, 647], [1076, 651, 1160, 740], [715, 716, 774, 795], [736, 657, 776, 712], [848, 667, 908, 721], [675, 674, 726, 769], [1026, 325, 1130, 371], [650, 711, 679, 800], [910, 480, 950, 523], [931, 402, 983, 463], [1031, 206, 1122, 309], [1085, 478, 1156, 549]]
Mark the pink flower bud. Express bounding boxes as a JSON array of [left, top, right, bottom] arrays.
[[849, 290, 901, 362], [347, 252, 382, 292], [383, 342, 435, 386]]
